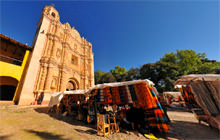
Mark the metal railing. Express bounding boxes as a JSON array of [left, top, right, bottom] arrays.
[[0, 54, 22, 66]]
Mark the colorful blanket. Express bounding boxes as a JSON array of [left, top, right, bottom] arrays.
[[90, 82, 170, 133]]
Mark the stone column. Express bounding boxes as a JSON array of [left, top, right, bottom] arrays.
[[44, 66, 53, 91], [90, 56, 94, 86], [44, 37, 52, 57], [35, 66, 43, 91], [48, 38, 55, 57], [50, 39, 57, 59], [38, 65, 47, 90], [62, 44, 68, 65], [59, 71, 67, 91]]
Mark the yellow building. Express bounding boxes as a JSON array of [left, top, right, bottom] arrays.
[[0, 5, 94, 105], [0, 34, 32, 103]]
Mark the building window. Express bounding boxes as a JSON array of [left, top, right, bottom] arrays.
[[71, 58, 74, 64], [51, 12, 56, 18], [71, 55, 78, 65]]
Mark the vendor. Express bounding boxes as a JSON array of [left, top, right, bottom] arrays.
[[118, 109, 131, 130], [126, 102, 145, 130], [81, 101, 88, 124]]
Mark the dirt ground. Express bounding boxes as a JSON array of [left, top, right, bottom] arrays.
[[0, 103, 219, 140]]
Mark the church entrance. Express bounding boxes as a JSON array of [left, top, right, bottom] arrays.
[[66, 81, 75, 91]]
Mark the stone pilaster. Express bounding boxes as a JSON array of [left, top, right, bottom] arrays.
[[45, 37, 52, 56], [38, 65, 47, 90], [44, 67, 53, 90], [59, 71, 67, 91], [51, 39, 57, 58]]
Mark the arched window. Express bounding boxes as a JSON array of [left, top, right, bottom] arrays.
[[51, 12, 56, 18]]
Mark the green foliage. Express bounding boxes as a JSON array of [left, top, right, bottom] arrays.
[[94, 69, 106, 84], [110, 66, 127, 82], [160, 49, 219, 75], [176, 49, 205, 75], [139, 62, 179, 93], [160, 52, 177, 64], [99, 72, 116, 84], [126, 68, 140, 81], [190, 60, 220, 74], [94, 49, 219, 93], [139, 63, 157, 82]]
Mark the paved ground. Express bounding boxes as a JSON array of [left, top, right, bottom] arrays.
[[0, 103, 219, 140]]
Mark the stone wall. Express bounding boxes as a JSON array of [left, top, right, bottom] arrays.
[[18, 5, 94, 105]]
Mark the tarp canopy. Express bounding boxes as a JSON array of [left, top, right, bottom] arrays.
[[174, 74, 220, 88], [174, 74, 220, 117], [86, 79, 170, 133], [86, 79, 155, 95], [163, 92, 182, 97], [48, 90, 87, 107]]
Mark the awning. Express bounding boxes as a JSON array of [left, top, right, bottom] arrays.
[[86, 79, 154, 95], [48, 90, 87, 107], [174, 74, 220, 88]]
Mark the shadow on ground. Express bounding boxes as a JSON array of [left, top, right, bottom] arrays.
[[74, 128, 97, 135], [34, 107, 97, 135], [24, 129, 70, 140], [0, 135, 12, 140], [167, 120, 219, 140], [34, 107, 220, 140]]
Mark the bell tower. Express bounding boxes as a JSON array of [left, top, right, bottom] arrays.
[[17, 6, 59, 105], [17, 5, 94, 105]]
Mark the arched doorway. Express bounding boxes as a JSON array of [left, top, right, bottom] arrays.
[[0, 76, 18, 100], [66, 81, 75, 91], [66, 78, 79, 91]]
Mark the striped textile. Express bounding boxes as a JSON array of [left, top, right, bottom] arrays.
[[103, 87, 113, 104], [190, 81, 220, 116], [145, 108, 170, 133], [90, 82, 170, 133], [100, 89, 104, 102], [128, 84, 138, 101], [125, 85, 133, 104], [95, 89, 101, 102], [148, 86, 163, 110], [118, 86, 126, 104], [110, 87, 121, 104]]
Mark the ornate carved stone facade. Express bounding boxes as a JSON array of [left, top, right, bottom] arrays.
[[18, 5, 94, 105], [34, 6, 94, 94]]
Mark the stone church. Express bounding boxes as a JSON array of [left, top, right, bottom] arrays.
[[16, 5, 94, 105]]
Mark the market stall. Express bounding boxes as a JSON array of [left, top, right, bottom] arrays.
[[86, 79, 170, 133], [175, 74, 220, 130], [48, 90, 88, 118], [162, 92, 184, 108], [48, 90, 87, 107]]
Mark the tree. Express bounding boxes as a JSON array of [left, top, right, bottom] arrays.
[[139, 63, 157, 82], [99, 73, 116, 84], [94, 69, 105, 84], [190, 59, 220, 74], [176, 49, 205, 75], [154, 62, 179, 92], [126, 67, 140, 81], [160, 52, 177, 65], [160, 50, 215, 75], [110, 66, 127, 82], [139, 62, 179, 93]]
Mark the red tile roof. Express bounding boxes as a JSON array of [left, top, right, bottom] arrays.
[[0, 34, 33, 51]]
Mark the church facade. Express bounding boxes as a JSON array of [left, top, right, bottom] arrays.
[[17, 5, 94, 105]]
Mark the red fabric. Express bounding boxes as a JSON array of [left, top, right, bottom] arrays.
[[103, 87, 113, 104], [111, 87, 121, 104]]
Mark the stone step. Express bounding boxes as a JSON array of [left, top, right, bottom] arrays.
[[0, 101, 14, 105]]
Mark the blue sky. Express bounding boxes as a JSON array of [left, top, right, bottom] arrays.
[[1, 1, 219, 72]]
